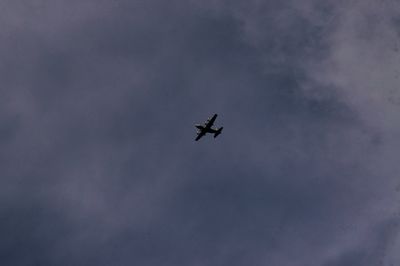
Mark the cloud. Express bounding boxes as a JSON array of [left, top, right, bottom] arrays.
[[0, 0, 399, 265], [301, 0, 400, 263]]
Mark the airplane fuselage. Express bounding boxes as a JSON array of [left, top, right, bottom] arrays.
[[195, 125, 217, 133]]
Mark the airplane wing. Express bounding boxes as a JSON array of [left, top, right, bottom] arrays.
[[195, 130, 206, 141], [204, 114, 217, 129]]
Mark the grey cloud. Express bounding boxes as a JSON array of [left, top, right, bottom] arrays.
[[324, 219, 400, 266], [0, 1, 398, 265]]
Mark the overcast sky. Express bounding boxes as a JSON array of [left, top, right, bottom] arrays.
[[1, 0, 400, 265]]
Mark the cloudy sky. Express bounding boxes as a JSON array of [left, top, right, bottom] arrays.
[[1, 0, 400, 265]]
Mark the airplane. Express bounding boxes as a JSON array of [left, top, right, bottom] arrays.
[[195, 114, 223, 141]]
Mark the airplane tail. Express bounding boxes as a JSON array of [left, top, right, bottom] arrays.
[[214, 127, 223, 138]]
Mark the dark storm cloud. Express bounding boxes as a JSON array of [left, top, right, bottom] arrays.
[[1, 0, 399, 265]]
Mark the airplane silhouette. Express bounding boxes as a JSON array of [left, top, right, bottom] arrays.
[[195, 114, 223, 141]]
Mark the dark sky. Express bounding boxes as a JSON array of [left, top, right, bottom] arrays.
[[1, 1, 400, 265]]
